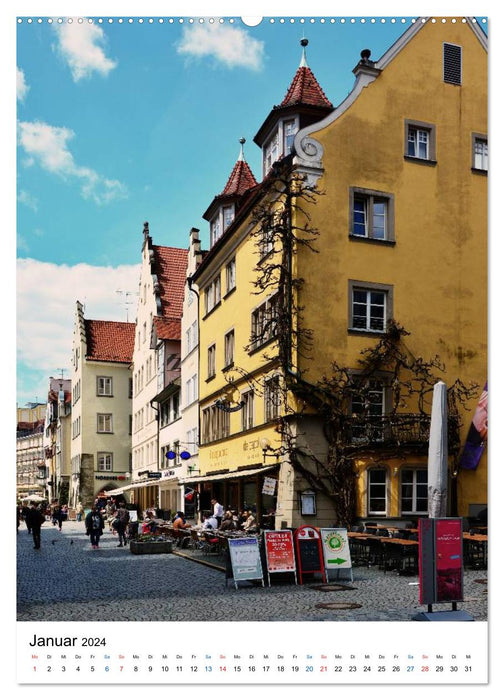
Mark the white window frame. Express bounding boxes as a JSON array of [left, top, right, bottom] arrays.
[[207, 344, 216, 379], [97, 413, 113, 433], [241, 390, 255, 431], [225, 258, 236, 294], [97, 452, 113, 472], [250, 294, 279, 350], [224, 329, 235, 368], [264, 374, 282, 422], [204, 276, 221, 315], [472, 134, 488, 172], [400, 467, 428, 515], [404, 119, 436, 162], [349, 281, 393, 334], [367, 467, 388, 516], [350, 188, 394, 242]]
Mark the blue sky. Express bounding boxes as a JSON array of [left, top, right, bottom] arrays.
[[15, 11, 488, 407]]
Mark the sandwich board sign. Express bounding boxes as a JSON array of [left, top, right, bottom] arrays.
[[227, 537, 264, 590], [320, 528, 353, 582], [294, 525, 327, 585], [264, 530, 297, 586]]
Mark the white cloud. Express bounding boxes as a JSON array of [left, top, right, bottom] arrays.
[[17, 67, 29, 101], [17, 189, 38, 211], [17, 258, 141, 391], [53, 21, 117, 81], [177, 23, 264, 71], [17, 120, 127, 205]]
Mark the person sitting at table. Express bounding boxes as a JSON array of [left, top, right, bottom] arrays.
[[219, 510, 236, 531], [172, 511, 191, 530], [243, 510, 257, 532], [201, 511, 218, 530]]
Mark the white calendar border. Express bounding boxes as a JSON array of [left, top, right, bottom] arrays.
[[6, 0, 499, 696]]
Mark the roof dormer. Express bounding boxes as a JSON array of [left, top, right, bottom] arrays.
[[254, 39, 333, 178], [203, 138, 258, 247]]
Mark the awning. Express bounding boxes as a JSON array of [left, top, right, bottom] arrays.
[[178, 464, 278, 485], [103, 487, 127, 496], [104, 478, 160, 496]]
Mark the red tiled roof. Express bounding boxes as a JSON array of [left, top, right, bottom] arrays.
[[153, 316, 181, 341], [85, 320, 136, 363], [280, 66, 333, 108], [152, 246, 188, 318], [219, 159, 258, 197]]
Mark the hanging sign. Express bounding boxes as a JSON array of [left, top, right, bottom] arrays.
[[227, 537, 264, 590], [320, 528, 352, 570], [294, 525, 327, 585], [262, 476, 277, 496], [264, 530, 297, 586], [419, 518, 464, 605]]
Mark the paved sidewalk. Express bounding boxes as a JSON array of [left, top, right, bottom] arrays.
[[17, 521, 487, 622]]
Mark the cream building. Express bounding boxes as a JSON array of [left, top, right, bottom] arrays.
[[130, 223, 188, 511], [16, 407, 45, 501], [70, 301, 135, 508]]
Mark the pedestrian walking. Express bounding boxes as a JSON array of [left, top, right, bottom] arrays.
[[115, 504, 130, 547], [25, 502, 45, 550], [52, 505, 64, 531], [22, 504, 31, 533], [85, 506, 105, 549]]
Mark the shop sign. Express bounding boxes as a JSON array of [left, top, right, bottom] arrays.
[[264, 530, 296, 574], [419, 518, 463, 605], [294, 525, 327, 585], [228, 537, 264, 590], [262, 476, 277, 495], [320, 528, 352, 570]]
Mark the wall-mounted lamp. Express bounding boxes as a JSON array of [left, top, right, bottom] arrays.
[[260, 437, 283, 464]]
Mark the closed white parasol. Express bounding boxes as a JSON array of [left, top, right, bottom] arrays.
[[427, 381, 448, 517]]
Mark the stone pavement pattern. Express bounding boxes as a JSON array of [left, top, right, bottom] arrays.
[[17, 521, 487, 622]]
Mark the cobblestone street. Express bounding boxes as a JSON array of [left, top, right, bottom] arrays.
[[17, 521, 487, 622]]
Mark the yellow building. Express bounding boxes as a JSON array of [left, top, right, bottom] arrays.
[[187, 19, 487, 529]]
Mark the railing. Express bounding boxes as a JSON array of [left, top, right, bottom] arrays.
[[343, 413, 459, 448]]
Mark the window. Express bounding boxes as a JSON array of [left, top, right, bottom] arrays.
[[472, 134, 488, 172], [368, 467, 387, 515], [210, 217, 222, 247], [97, 376, 113, 396], [265, 374, 282, 421], [207, 344, 216, 379], [225, 259, 236, 294], [97, 413, 113, 433], [224, 329, 235, 368], [186, 320, 198, 354], [185, 374, 198, 406], [201, 405, 230, 443], [187, 427, 199, 452], [350, 188, 394, 242], [250, 294, 279, 350], [97, 452, 113, 472], [404, 120, 436, 162], [259, 228, 275, 258], [223, 205, 234, 230], [283, 119, 297, 154], [401, 468, 428, 514], [264, 132, 279, 175], [128, 378, 133, 398], [204, 276, 221, 315], [351, 379, 385, 442], [242, 390, 254, 430], [443, 43, 462, 85], [349, 281, 392, 333], [173, 440, 181, 466]]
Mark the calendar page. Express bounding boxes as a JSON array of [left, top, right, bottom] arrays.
[[11, 1, 495, 697]]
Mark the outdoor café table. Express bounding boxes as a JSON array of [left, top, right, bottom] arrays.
[[463, 533, 487, 568], [379, 537, 418, 573]]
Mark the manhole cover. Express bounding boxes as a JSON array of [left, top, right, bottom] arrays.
[[315, 602, 362, 611], [475, 579, 487, 584], [311, 584, 356, 592]]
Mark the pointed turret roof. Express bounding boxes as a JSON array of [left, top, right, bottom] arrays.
[[203, 138, 258, 220], [219, 141, 258, 197], [254, 39, 333, 148]]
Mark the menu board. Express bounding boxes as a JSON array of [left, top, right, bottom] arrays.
[[228, 537, 264, 589], [264, 530, 297, 585], [419, 517, 464, 605], [294, 526, 326, 585]]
